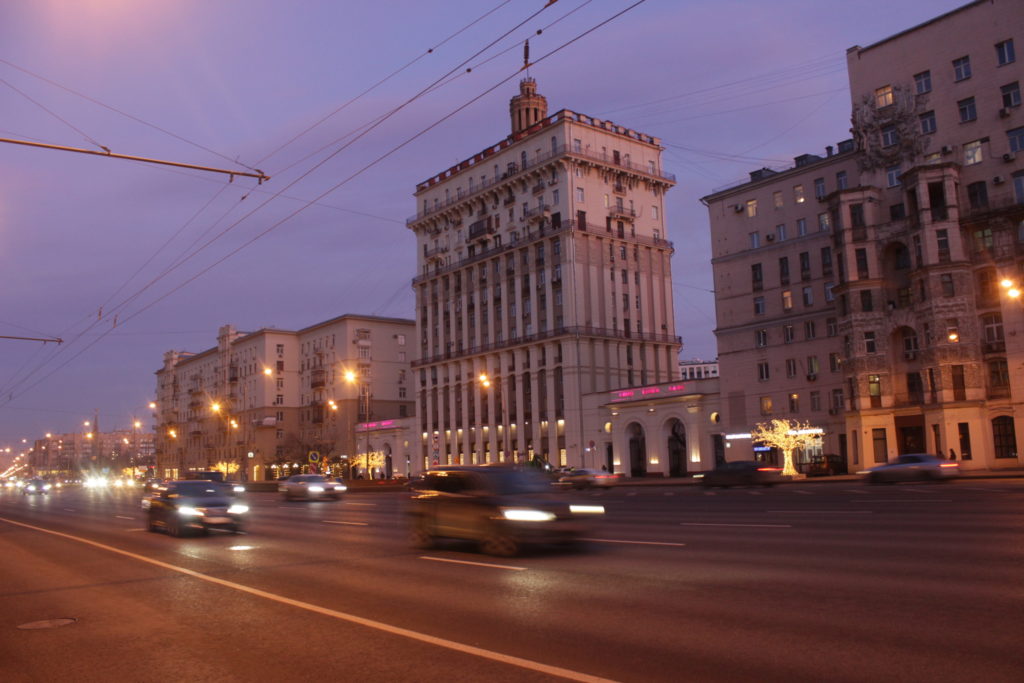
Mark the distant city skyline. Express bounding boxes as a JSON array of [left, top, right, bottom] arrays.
[[0, 0, 966, 461]]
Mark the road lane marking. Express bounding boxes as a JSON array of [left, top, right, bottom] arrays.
[[679, 528, 790, 532], [0, 516, 611, 683], [322, 520, 368, 526], [115, 515, 134, 520], [583, 538, 686, 547], [126, 528, 147, 532], [852, 499, 952, 503], [791, 490, 812, 495], [343, 502, 377, 507], [64, 508, 76, 512], [419, 556, 526, 571]]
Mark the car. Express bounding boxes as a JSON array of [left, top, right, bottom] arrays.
[[696, 461, 786, 488], [556, 468, 621, 489], [142, 478, 165, 492], [146, 480, 248, 536], [278, 474, 348, 501], [862, 454, 960, 484], [183, 470, 225, 483], [407, 465, 606, 557], [22, 477, 52, 495]]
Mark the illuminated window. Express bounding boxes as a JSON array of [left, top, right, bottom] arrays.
[[794, 185, 805, 204], [746, 199, 758, 217], [874, 85, 894, 108], [964, 140, 983, 165]]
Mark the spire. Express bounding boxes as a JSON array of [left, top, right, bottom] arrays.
[[509, 77, 547, 135]]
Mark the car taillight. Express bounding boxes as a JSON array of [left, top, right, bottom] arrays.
[[939, 463, 959, 468], [757, 467, 781, 472]]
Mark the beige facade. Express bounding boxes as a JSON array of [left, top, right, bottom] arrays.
[[705, 0, 1024, 471], [30, 430, 155, 478], [154, 316, 414, 480], [407, 79, 684, 473]]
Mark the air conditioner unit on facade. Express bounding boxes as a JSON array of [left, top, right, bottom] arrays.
[[994, 175, 1006, 184], [766, 234, 775, 242], [827, 408, 838, 415], [904, 351, 916, 360], [999, 107, 1012, 118], [941, 145, 954, 155], [734, 204, 745, 213], [1003, 152, 1017, 163], [807, 373, 817, 381]]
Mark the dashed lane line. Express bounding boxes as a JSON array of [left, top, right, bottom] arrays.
[[583, 538, 686, 547], [681, 522, 792, 529], [419, 556, 526, 571], [0, 516, 612, 683], [322, 520, 368, 526], [115, 515, 134, 520]]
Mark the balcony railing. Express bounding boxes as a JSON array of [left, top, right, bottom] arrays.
[[310, 369, 326, 388]]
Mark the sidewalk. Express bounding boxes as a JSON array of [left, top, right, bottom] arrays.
[[618, 467, 1024, 487]]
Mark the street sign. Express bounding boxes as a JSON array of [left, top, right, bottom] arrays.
[[308, 451, 321, 463]]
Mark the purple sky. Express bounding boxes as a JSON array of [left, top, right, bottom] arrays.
[[0, 0, 966, 460]]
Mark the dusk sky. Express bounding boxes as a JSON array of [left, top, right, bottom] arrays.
[[0, 0, 966, 458]]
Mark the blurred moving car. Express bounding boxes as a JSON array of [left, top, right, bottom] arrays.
[[408, 465, 605, 556], [22, 477, 52, 495], [146, 480, 247, 536], [556, 468, 621, 489], [862, 454, 959, 483], [143, 478, 165, 492], [696, 461, 785, 488], [279, 474, 347, 501], [184, 470, 225, 483]]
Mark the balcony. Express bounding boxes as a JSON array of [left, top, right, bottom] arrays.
[[531, 181, 546, 194], [608, 205, 636, 220], [310, 368, 326, 388], [523, 204, 550, 222], [983, 340, 1006, 354], [467, 220, 494, 241]]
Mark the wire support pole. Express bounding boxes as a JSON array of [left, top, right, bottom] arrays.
[[0, 137, 270, 183], [0, 334, 63, 344]]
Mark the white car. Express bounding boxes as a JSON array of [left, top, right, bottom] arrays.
[[863, 454, 960, 483], [279, 474, 347, 501]]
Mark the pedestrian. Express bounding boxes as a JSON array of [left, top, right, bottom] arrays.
[[948, 448, 957, 461], [601, 464, 608, 472]]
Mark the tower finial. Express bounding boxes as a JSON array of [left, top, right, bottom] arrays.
[[523, 39, 530, 74]]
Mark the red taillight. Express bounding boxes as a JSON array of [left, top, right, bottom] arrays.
[[939, 463, 959, 468], [757, 467, 781, 472]]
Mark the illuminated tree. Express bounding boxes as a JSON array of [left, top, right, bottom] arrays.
[[749, 419, 823, 478]]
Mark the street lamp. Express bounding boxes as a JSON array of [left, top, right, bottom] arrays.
[[479, 373, 511, 463], [345, 369, 372, 478]]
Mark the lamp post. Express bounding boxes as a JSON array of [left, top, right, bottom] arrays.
[[345, 370, 372, 478], [479, 373, 511, 463]]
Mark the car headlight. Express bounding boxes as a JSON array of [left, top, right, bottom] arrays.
[[114, 480, 124, 487], [333, 485, 347, 492], [177, 506, 204, 517], [227, 504, 249, 515], [233, 485, 246, 493], [308, 486, 325, 493], [26, 485, 36, 492], [501, 507, 556, 522], [43, 484, 52, 490], [569, 504, 605, 515]]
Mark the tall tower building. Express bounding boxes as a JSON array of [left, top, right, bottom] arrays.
[[407, 79, 679, 469]]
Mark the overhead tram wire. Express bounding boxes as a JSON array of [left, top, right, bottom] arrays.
[[0, 2, 565, 403], [0, 57, 262, 173], [0, 0, 652, 407], [254, 0, 515, 169], [1, 77, 108, 151]]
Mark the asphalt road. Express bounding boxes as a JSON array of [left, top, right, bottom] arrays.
[[1, 479, 1021, 682]]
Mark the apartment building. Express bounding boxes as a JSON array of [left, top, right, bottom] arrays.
[[30, 430, 155, 478], [154, 315, 414, 480], [407, 78, 682, 472], [705, 0, 1024, 470]]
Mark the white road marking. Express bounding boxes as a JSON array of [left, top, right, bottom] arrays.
[[583, 538, 686, 547], [322, 520, 368, 526], [791, 490, 812, 495], [64, 508, 76, 512], [343, 502, 377, 507], [126, 528, 147, 532], [768, 510, 873, 514], [679, 528, 790, 532], [851, 499, 952, 503], [115, 515, 134, 520], [0, 516, 611, 683], [419, 556, 526, 571]]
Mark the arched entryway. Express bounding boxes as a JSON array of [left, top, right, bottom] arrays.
[[666, 418, 687, 477], [627, 422, 646, 478]]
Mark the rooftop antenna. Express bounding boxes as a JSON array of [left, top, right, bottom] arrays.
[[523, 39, 530, 74]]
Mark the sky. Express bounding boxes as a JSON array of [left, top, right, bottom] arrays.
[[0, 0, 968, 460]]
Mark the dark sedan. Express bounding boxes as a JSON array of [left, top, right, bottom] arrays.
[[146, 480, 248, 537], [862, 454, 960, 483], [408, 465, 605, 556], [696, 461, 786, 488]]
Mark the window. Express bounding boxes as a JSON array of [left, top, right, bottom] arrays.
[[797, 218, 807, 236], [788, 393, 800, 413], [818, 212, 831, 231], [964, 140, 983, 165], [860, 289, 873, 312], [754, 296, 765, 315], [941, 273, 955, 297], [850, 204, 865, 229], [751, 263, 763, 291], [799, 251, 811, 279], [914, 70, 932, 94], [276, 343, 285, 355], [824, 282, 835, 302], [776, 224, 786, 241], [755, 329, 768, 347], [864, 331, 877, 354], [996, 39, 1016, 66], [953, 56, 971, 81], [958, 97, 977, 123], [802, 286, 814, 307], [989, 359, 1009, 388], [821, 246, 833, 276], [855, 248, 869, 278], [826, 317, 838, 337], [746, 199, 758, 217], [967, 181, 989, 210], [1002, 82, 1021, 108], [786, 358, 797, 378], [575, 187, 584, 202], [750, 232, 761, 249], [275, 394, 284, 405], [782, 290, 793, 311], [573, 138, 582, 153], [760, 396, 773, 415], [807, 356, 820, 375], [779, 257, 790, 285], [814, 177, 826, 199], [804, 320, 816, 339], [1015, 172, 1024, 204], [783, 324, 795, 343], [1008, 127, 1024, 153], [651, 205, 659, 220], [773, 191, 784, 208], [886, 166, 901, 187], [794, 185, 805, 204], [829, 353, 841, 373], [875, 85, 894, 108], [919, 111, 936, 134], [836, 171, 848, 190], [757, 362, 770, 382], [881, 125, 899, 147]]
